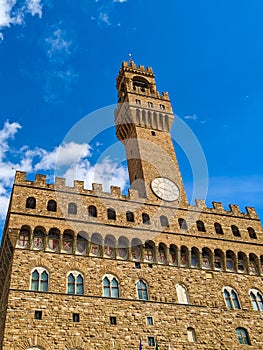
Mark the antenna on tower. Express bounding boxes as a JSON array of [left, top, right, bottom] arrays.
[[128, 53, 134, 64]]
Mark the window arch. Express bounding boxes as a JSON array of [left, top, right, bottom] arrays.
[[214, 249, 224, 270], [223, 287, 241, 309], [226, 250, 236, 271], [249, 289, 263, 311], [67, 272, 84, 295], [187, 327, 196, 342], [180, 246, 188, 267], [178, 218, 187, 230], [107, 208, 116, 220], [191, 247, 199, 267], [238, 252, 247, 273], [144, 241, 155, 263], [158, 243, 166, 263], [103, 275, 119, 298], [169, 244, 177, 265], [214, 222, 223, 234], [247, 227, 257, 239], [104, 235, 116, 258], [31, 268, 49, 292], [142, 213, 150, 224], [136, 280, 148, 300], [126, 211, 134, 222], [90, 232, 102, 256], [176, 284, 189, 304], [131, 238, 142, 261], [231, 225, 241, 237], [160, 215, 169, 227], [76, 232, 88, 254], [47, 199, 57, 212], [88, 205, 97, 217], [62, 231, 74, 253], [236, 327, 250, 345], [26, 196, 36, 209], [196, 220, 206, 232], [33, 227, 45, 250], [68, 202, 77, 215], [18, 226, 30, 248], [47, 228, 60, 252], [201, 248, 212, 269], [249, 253, 259, 275]]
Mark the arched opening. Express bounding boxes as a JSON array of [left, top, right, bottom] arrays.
[[47, 228, 60, 252], [62, 230, 74, 253], [214, 249, 224, 270], [26, 197, 36, 209], [178, 218, 187, 230], [214, 222, 223, 234], [104, 235, 116, 258], [90, 232, 102, 256], [33, 227, 45, 250], [47, 199, 57, 212], [201, 248, 212, 269], [88, 205, 97, 217]]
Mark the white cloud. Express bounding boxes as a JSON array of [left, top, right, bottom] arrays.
[[26, 0, 43, 18], [0, 0, 43, 39], [45, 28, 72, 60], [184, 114, 198, 121], [113, 0, 127, 2], [0, 120, 129, 226], [99, 12, 110, 25]]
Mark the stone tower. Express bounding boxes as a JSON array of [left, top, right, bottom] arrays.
[[114, 60, 188, 206], [0, 61, 263, 350]]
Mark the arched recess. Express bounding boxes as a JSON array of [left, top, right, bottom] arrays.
[[214, 249, 224, 270], [144, 240, 155, 263], [237, 252, 248, 273], [104, 234, 116, 258], [201, 248, 212, 269], [33, 226, 46, 251], [47, 228, 60, 252], [158, 243, 167, 264], [180, 246, 188, 267], [131, 238, 142, 261], [90, 232, 102, 256], [176, 283, 190, 304], [169, 244, 177, 265], [17, 225, 31, 248], [249, 253, 259, 275], [226, 250, 236, 272], [191, 247, 199, 268], [117, 236, 129, 260], [76, 231, 88, 255], [62, 230, 74, 254]]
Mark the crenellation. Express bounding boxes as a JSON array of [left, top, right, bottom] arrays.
[[212, 202, 224, 211], [110, 186, 121, 197], [92, 183, 103, 192], [55, 177, 66, 188], [73, 180, 85, 192], [229, 204, 241, 216], [35, 174, 47, 186], [245, 206, 259, 220]]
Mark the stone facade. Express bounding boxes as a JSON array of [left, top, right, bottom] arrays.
[[0, 61, 263, 349]]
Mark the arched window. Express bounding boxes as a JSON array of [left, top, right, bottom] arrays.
[[247, 227, 257, 239], [236, 327, 250, 345], [231, 225, 241, 237], [176, 284, 189, 304], [47, 228, 60, 252], [26, 196, 36, 209], [180, 246, 188, 267], [249, 289, 263, 311], [90, 232, 102, 256], [196, 220, 206, 232], [126, 211, 134, 222], [169, 244, 177, 265], [187, 327, 196, 342], [62, 231, 74, 253], [178, 218, 187, 230], [158, 243, 166, 263], [18, 227, 30, 248], [31, 268, 49, 292], [226, 250, 235, 271], [76, 232, 88, 254], [117, 236, 129, 260], [67, 272, 84, 295], [104, 235, 116, 258], [136, 280, 148, 300], [142, 213, 150, 224], [214, 222, 223, 234], [47, 199, 57, 212], [68, 202, 77, 215], [191, 247, 199, 267], [88, 205, 97, 217], [238, 252, 247, 273], [103, 275, 119, 298], [33, 227, 45, 250], [249, 254, 259, 275], [201, 248, 212, 269], [223, 287, 241, 309], [144, 241, 154, 263], [160, 215, 169, 227], [131, 238, 142, 261], [107, 208, 116, 220], [214, 249, 224, 270]]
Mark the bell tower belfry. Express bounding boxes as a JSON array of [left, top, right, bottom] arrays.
[[114, 60, 188, 206]]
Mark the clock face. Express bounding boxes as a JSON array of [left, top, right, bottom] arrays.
[[151, 177, 180, 201]]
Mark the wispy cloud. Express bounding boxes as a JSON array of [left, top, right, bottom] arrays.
[[42, 23, 78, 103], [0, 0, 44, 40], [91, 0, 127, 27], [184, 114, 198, 121], [0, 120, 129, 226]]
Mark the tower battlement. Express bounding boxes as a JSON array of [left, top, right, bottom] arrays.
[[14, 171, 259, 220]]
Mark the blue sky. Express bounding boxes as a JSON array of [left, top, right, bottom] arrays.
[[0, 0, 263, 234]]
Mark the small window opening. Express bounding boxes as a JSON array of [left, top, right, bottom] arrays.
[[135, 262, 141, 269], [110, 316, 117, 325], [151, 131, 156, 136], [73, 313, 80, 322], [34, 310, 42, 320], [146, 316, 154, 325]]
